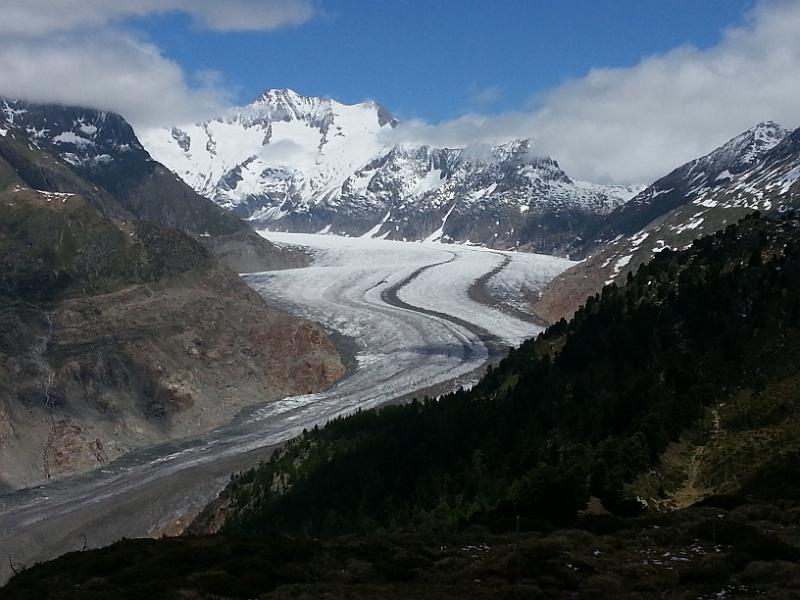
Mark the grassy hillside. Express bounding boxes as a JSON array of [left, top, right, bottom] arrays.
[[4, 498, 799, 599], [0, 189, 210, 304]]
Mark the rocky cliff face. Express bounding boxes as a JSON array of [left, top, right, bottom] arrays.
[[141, 90, 637, 256], [0, 133, 344, 491], [0, 261, 344, 489]]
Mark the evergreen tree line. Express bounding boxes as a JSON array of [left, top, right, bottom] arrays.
[[223, 212, 800, 536]]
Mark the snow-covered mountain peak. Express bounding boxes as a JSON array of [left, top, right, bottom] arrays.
[[748, 120, 785, 141], [624, 121, 791, 209], [713, 121, 789, 168], [252, 87, 308, 106], [248, 88, 333, 125], [492, 138, 534, 158], [141, 91, 639, 253], [0, 98, 148, 169], [459, 139, 532, 164], [140, 88, 401, 204], [582, 120, 794, 255], [455, 140, 571, 187], [243, 88, 398, 130]]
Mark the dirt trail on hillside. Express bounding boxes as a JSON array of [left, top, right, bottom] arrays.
[[672, 406, 723, 509]]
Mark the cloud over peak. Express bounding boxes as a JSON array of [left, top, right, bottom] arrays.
[[0, 1, 317, 126], [1, 0, 799, 185], [388, 0, 800, 184]]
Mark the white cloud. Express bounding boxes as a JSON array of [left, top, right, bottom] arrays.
[[388, 0, 800, 185], [468, 83, 502, 107], [0, 0, 316, 35], [0, 1, 316, 126], [0, 32, 228, 126]]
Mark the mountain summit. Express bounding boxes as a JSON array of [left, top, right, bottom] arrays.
[[534, 121, 800, 323], [580, 121, 791, 252], [141, 90, 637, 255], [141, 90, 397, 218], [248, 88, 399, 129]]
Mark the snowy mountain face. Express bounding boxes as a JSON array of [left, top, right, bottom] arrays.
[[142, 89, 637, 256], [599, 122, 797, 266], [535, 121, 800, 322], [1, 98, 151, 171], [600, 122, 799, 274], [0, 99, 295, 271], [579, 121, 791, 255], [347, 139, 636, 253], [711, 126, 800, 210], [140, 89, 396, 217]]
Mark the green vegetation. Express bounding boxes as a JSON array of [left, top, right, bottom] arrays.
[[0, 192, 211, 304], [223, 213, 800, 536], [4, 503, 799, 599], [4, 212, 800, 599]]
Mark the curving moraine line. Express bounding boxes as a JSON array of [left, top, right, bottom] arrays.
[[381, 251, 509, 360], [467, 252, 551, 329]]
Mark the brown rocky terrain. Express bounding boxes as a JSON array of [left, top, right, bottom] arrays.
[[0, 181, 343, 491]]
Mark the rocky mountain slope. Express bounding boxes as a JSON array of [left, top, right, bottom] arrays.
[[8, 212, 800, 599], [0, 99, 303, 272], [0, 127, 344, 491], [534, 122, 800, 322], [575, 121, 790, 256], [142, 89, 637, 255]]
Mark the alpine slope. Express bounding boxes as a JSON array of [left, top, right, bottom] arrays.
[[0, 232, 572, 584]]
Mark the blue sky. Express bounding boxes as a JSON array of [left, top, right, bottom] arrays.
[[137, 0, 756, 121], [2, 0, 799, 183]]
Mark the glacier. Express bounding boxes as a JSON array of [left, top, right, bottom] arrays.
[[0, 232, 573, 583]]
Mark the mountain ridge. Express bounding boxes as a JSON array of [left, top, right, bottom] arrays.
[[0, 126, 345, 490], [574, 121, 791, 256], [534, 121, 800, 323], [0, 98, 302, 272], [142, 89, 638, 255]]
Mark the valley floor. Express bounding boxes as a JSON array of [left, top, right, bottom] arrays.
[[0, 234, 571, 584]]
